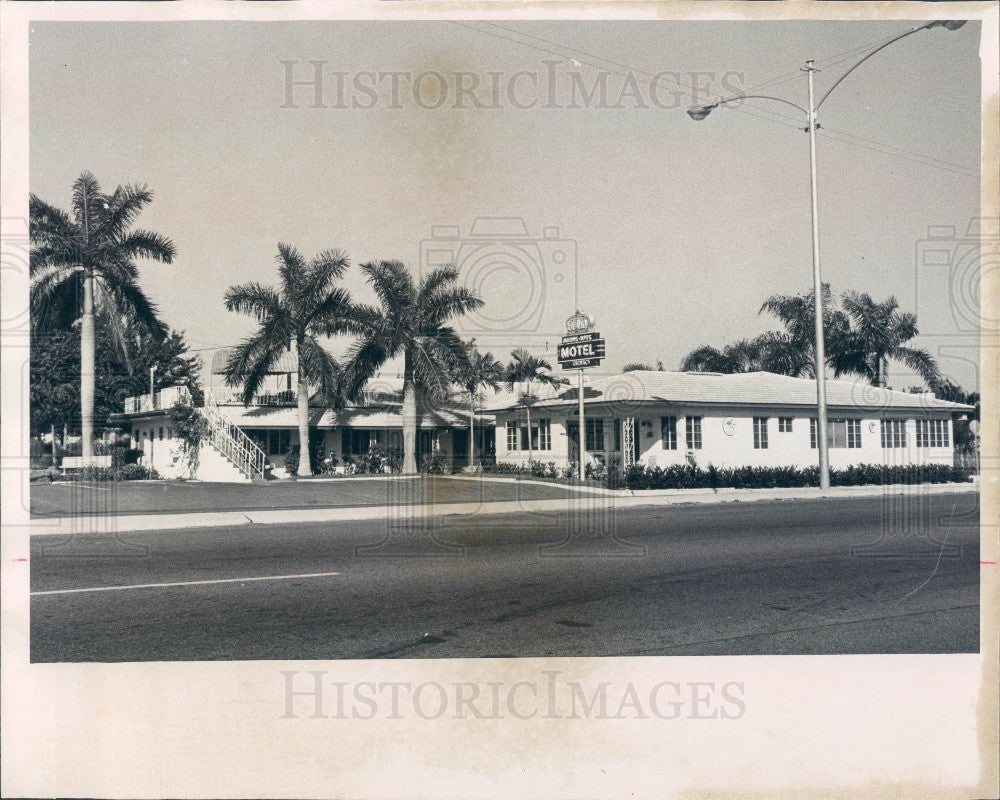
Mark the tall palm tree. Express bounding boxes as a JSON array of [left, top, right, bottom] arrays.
[[834, 291, 940, 387], [457, 345, 504, 468], [505, 348, 563, 464], [30, 172, 175, 460], [340, 261, 483, 474], [224, 244, 358, 476]]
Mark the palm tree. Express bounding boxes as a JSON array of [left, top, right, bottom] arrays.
[[457, 345, 504, 468], [758, 284, 852, 378], [505, 348, 563, 464], [30, 172, 175, 460], [340, 261, 483, 475], [681, 333, 801, 375], [834, 292, 940, 387], [224, 244, 357, 477]]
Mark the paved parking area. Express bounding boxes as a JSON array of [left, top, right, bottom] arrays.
[[29, 475, 583, 517]]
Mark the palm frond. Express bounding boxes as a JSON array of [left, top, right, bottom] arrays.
[[113, 229, 176, 263], [419, 284, 483, 328], [101, 276, 168, 342], [224, 282, 287, 325], [298, 336, 341, 398], [223, 332, 283, 404], [359, 260, 414, 317], [101, 184, 154, 240], [29, 195, 78, 247], [276, 242, 307, 301], [70, 172, 102, 233], [340, 338, 391, 402], [893, 346, 941, 386]]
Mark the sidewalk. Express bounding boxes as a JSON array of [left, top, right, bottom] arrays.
[[28, 480, 978, 536]]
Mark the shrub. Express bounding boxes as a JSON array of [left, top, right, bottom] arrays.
[[76, 464, 159, 481], [284, 431, 326, 476], [420, 450, 450, 475], [623, 462, 973, 491]]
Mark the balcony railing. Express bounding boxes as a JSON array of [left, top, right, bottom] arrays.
[[204, 387, 296, 407], [123, 385, 192, 414]]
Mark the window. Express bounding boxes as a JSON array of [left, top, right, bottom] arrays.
[[252, 429, 292, 455], [881, 419, 907, 449], [506, 421, 519, 451], [661, 416, 677, 450], [916, 419, 949, 448], [586, 418, 605, 451], [685, 416, 702, 450], [528, 419, 551, 451], [753, 417, 769, 449], [778, 417, 793, 433], [342, 429, 376, 456], [568, 419, 606, 451], [810, 418, 862, 449]]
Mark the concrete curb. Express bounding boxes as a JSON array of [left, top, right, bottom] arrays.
[[28, 481, 978, 536]]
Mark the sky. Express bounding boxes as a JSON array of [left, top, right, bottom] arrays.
[[29, 20, 983, 390]]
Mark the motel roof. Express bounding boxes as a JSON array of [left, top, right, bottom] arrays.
[[485, 371, 975, 414], [211, 404, 484, 429]]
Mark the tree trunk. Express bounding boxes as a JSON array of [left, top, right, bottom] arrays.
[[469, 389, 475, 469], [50, 422, 57, 463], [525, 404, 533, 464], [295, 342, 312, 477], [80, 270, 95, 461], [401, 349, 417, 474]]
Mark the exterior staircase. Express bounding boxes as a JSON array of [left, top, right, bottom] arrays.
[[200, 403, 267, 482]]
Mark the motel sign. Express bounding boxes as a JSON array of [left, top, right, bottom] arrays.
[[558, 331, 606, 370]]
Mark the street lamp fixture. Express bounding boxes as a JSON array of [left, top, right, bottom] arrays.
[[685, 20, 965, 489]]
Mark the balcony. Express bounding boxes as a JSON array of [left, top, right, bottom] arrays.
[[205, 386, 296, 407], [123, 385, 192, 414]]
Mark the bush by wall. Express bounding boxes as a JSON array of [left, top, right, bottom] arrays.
[[77, 464, 160, 481], [620, 462, 973, 491]]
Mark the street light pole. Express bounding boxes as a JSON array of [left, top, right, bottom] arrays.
[[686, 21, 965, 491], [805, 59, 831, 489]]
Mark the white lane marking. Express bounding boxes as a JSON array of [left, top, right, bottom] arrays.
[[31, 571, 342, 597]]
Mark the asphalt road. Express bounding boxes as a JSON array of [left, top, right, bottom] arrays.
[[30, 492, 981, 661]]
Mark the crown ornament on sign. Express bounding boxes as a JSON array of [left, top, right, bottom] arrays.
[[566, 310, 594, 334]]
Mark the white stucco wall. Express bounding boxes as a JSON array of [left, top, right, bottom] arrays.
[[494, 406, 955, 470]]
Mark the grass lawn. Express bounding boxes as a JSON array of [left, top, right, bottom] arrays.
[[29, 474, 583, 517]]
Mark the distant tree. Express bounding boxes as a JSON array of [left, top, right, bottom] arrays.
[[833, 292, 940, 387], [340, 261, 483, 474], [623, 361, 666, 372], [456, 345, 505, 467], [505, 348, 564, 464], [224, 244, 357, 476], [30, 172, 175, 459], [29, 320, 201, 437]]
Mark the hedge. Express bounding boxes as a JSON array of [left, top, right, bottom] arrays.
[[621, 463, 973, 491]]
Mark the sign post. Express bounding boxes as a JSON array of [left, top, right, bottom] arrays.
[[559, 312, 604, 481]]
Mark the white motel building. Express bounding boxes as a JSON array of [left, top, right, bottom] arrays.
[[113, 349, 491, 481], [113, 347, 972, 481], [489, 370, 972, 472]]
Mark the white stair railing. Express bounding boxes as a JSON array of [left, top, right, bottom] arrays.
[[202, 396, 266, 481]]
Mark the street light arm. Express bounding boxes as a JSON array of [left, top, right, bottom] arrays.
[[710, 94, 809, 116], [816, 23, 935, 109]]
